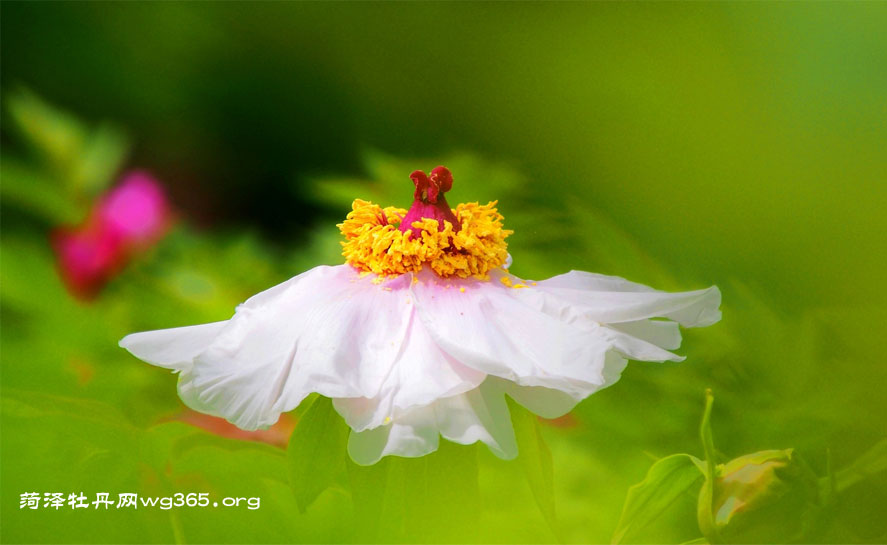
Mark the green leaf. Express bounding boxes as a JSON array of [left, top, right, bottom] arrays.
[[5, 87, 128, 196], [612, 453, 706, 544], [286, 396, 348, 513], [508, 397, 560, 540], [0, 389, 175, 544], [5, 87, 88, 169], [140, 421, 203, 477], [0, 156, 85, 223], [346, 453, 391, 540], [75, 122, 130, 195], [397, 440, 480, 539], [345, 439, 481, 542]]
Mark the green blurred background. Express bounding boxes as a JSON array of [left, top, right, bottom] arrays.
[[2, 3, 885, 544]]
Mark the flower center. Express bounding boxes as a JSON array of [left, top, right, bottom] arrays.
[[398, 166, 461, 237], [338, 166, 511, 279]]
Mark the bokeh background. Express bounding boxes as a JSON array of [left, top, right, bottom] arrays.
[[2, 3, 886, 544]]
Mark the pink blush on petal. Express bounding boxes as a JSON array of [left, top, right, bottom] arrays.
[[177, 410, 297, 448]]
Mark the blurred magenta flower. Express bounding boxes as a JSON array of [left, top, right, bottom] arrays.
[[52, 170, 171, 299], [52, 222, 123, 299], [121, 166, 720, 465], [98, 171, 170, 245]]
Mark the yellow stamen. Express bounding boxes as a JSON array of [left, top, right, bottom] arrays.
[[339, 199, 512, 279]]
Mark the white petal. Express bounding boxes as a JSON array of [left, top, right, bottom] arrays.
[[119, 321, 226, 371], [601, 352, 630, 388], [347, 405, 439, 465], [521, 270, 720, 359], [599, 326, 685, 363], [410, 269, 613, 397], [436, 382, 517, 460], [532, 270, 722, 327], [608, 319, 682, 350], [495, 378, 580, 419], [346, 380, 517, 465], [410, 267, 719, 407], [536, 270, 657, 293], [333, 312, 484, 432], [123, 264, 487, 433], [123, 265, 417, 430]]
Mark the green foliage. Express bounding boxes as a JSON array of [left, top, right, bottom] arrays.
[[2, 46, 887, 542], [614, 391, 886, 545]]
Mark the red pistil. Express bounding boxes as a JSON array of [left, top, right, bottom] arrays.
[[399, 166, 461, 236]]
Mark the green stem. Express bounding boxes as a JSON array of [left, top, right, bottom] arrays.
[[697, 389, 721, 544], [169, 510, 186, 545]]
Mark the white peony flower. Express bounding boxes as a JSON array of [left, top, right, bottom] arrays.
[[120, 166, 720, 465]]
